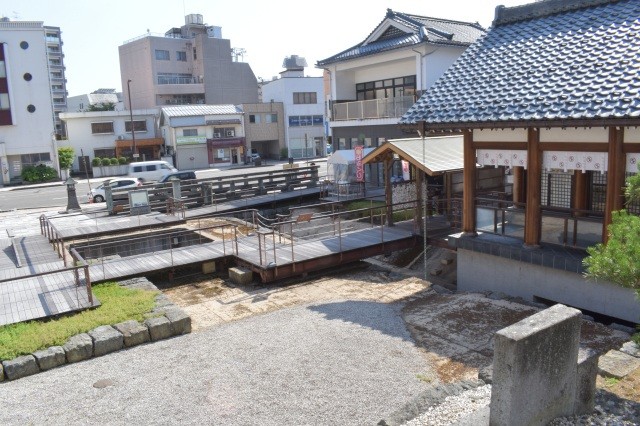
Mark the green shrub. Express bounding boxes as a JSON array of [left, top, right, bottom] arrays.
[[92, 157, 102, 167], [21, 164, 58, 183], [109, 157, 119, 166], [118, 156, 128, 165], [280, 147, 288, 160], [57, 147, 75, 170]]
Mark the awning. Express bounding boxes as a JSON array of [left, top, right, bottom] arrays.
[[363, 135, 467, 176]]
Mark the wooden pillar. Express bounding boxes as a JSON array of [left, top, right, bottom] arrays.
[[384, 155, 394, 227], [603, 127, 625, 242], [415, 165, 424, 235], [462, 130, 476, 234], [524, 127, 542, 247], [573, 170, 588, 217], [512, 166, 525, 205]]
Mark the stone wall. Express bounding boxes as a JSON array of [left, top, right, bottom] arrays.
[[0, 277, 190, 382]]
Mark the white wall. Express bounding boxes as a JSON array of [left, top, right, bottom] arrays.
[[0, 22, 57, 181]]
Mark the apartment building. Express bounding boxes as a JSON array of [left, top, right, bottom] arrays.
[[261, 56, 325, 159], [0, 19, 59, 184], [119, 14, 258, 110], [44, 25, 68, 137]]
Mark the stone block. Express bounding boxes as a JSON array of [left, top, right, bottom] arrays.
[[144, 316, 172, 341], [598, 349, 640, 379], [2, 355, 39, 380], [63, 333, 93, 363], [429, 268, 442, 276], [478, 365, 493, 384], [229, 267, 253, 285], [33, 346, 66, 371], [490, 304, 581, 426], [164, 308, 192, 335], [114, 320, 150, 347], [620, 341, 640, 358], [440, 258, 454, 265], [202, 261, 216, 274], [89, 325, 124, 357], [575, 348, 599, 415]]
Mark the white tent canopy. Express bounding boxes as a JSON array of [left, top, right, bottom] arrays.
[[326, 148, 374, 182]]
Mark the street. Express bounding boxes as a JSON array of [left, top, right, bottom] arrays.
[[0, 160, 327, 211]]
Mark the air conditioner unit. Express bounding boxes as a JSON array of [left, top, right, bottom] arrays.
[[117, 135, 125, 140], [226, 129, 235, 137], [213, 132, 222, 138]]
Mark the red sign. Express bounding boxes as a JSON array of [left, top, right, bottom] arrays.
[[354, 146, 364, 182]]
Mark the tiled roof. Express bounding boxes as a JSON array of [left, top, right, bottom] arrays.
[[161, 105, 242, 117], [400, 0, 640, 128], [316, 9, 484, 67]]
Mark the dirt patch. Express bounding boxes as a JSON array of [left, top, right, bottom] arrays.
[[598, 367, 640, 403]]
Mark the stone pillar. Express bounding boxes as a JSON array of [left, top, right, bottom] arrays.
[[490, 304, 581, 425]]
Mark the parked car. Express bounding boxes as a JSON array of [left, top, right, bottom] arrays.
[[157, 171, 197, 183], [250, 152, 261, 162], [127, 160, 177, 182], [88, 178, 142, 203]]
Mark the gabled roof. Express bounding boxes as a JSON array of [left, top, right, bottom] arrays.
[[400, 0, 640, 129], [363, 136, 466, 176], [316, 9, 484, 67], [161, 105, 242, 117]]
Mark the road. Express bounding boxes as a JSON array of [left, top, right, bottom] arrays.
[[0, 160, 328, 211]]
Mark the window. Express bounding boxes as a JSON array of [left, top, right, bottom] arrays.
[[94, 148, 116, 158], [125, 120, 148, 132], [356, 75, 416, 100], [155, 49, 170, 60], [176, 51, 187, 61], [293, 92, 317, 104], [21, 153, 50, 166], [0, 94, 10, 110], [157, 73, 194, 84], [27, 105, 36, 113], [183, 129, 198, 136], [91, 122, 114, 134], [51, 71, 62, 79], [20, 41, 29, 50], [249, 114, 260, 123], [50, 58, 61, 66], [265, 113, 277, 123], [193, 47, 197, 60]]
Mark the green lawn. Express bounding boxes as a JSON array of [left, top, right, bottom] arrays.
[[0, 283, 158, 361]]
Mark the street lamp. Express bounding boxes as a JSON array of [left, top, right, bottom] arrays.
[[127, 79, 138, 160]]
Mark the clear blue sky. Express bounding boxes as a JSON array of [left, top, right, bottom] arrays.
[[2, 0, 531, 96]]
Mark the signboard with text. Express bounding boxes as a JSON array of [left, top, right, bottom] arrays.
[[355, 145, 364, 182]]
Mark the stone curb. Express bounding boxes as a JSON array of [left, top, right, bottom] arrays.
[[0, 277, 191, 382]]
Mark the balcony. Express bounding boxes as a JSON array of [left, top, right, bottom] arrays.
[[157, 75, 203, 85], [332, 96, 415, 121]]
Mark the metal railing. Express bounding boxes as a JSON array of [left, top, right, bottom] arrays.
[[332, 96, 415, 121]]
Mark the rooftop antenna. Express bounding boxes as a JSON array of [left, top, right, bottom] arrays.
[[231, 47, 246, 62]]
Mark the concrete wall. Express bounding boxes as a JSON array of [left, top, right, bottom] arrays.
[[457, 249, 640, 323], [491, 304, 581, 425]]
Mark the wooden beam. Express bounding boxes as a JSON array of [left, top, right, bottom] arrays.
[[573, 170, 588, 217], [472, 142, 528, 150], [384, 156, 394, 227], [462, 130, 476, 234], [539, 142, 608, 152], [603, 127, 625, 243], [415, 164, 424, 235], [512, 166, 525, 204], [524, 128, 542, 247]]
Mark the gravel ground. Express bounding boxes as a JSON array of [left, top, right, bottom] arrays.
[[0, 300, 432, 426], [400, 384, 640, 425]]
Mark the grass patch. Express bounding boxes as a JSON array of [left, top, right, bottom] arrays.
[[343, 200, 415, 222], [0, 282, 157, 361], [604, 377, 620, 387]]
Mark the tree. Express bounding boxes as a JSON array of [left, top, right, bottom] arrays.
[[58, 146, 75, 170], [86, 102, 115, 112], [584, 167, 640, 294]]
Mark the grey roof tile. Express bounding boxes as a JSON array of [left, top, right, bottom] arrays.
[[317, 9, 485, 67], [401, 0, 640, 127], [161, 105, 242, 117]]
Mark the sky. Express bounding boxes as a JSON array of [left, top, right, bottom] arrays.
[[3, 0, 532, 97]]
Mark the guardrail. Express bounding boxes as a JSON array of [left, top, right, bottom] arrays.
[[104, 165, 320, 215]]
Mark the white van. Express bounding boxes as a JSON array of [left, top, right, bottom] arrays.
[[127, 160, 177, 182]]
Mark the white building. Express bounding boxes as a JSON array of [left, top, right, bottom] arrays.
[[0, 20, 60, 184], [59, 109, 162, 174], [261, 55, 324, 159], [66, 89, 124, 113], [160, 105, 245, 170]]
